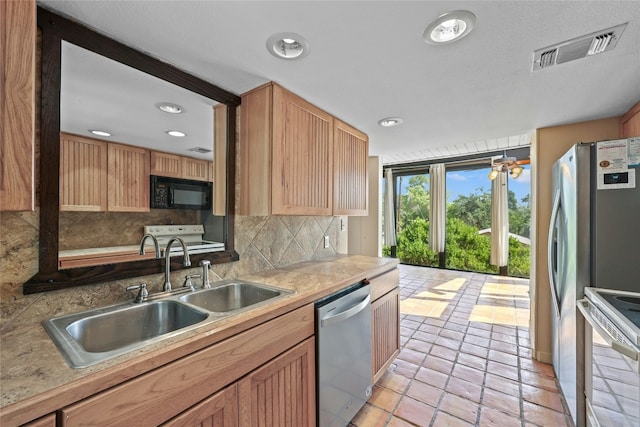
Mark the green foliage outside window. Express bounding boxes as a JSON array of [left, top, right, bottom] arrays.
[[388, 173, 531, 278]]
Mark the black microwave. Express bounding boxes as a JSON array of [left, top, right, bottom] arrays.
[[150, 175, 212, 210]]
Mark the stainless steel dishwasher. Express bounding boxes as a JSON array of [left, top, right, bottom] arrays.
[[316, 282, 372, 427]]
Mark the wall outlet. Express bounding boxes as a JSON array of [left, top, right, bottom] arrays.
[[323, 235, 330, 248]]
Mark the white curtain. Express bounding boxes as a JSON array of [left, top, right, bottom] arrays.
[[429, 163, 446, 253], [383, 168, 396, 246], [491, 171, 509, 266]]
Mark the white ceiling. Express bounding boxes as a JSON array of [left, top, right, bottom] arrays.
[[39, 1, 640, 165]]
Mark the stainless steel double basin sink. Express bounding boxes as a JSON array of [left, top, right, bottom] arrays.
[[43, 280, 293, 368]]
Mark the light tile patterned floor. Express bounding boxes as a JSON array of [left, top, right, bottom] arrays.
[[351, 264, 574, 427]]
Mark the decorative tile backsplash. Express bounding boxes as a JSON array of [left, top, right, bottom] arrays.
[[0, 209, 346, 329]]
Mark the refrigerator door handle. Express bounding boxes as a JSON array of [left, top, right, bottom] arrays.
[[548, 189, 561, 317]]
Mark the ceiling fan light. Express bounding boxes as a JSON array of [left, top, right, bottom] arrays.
[[488, 169, 499, 180], [510, 167, 523, 179]]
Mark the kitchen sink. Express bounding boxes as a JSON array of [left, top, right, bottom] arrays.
[[179, 281, 291, 313], [43, 280, 294, 368], [43, 300, 208, 368]]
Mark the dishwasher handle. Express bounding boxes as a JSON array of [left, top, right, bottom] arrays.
[[321, 294, 371, 327]]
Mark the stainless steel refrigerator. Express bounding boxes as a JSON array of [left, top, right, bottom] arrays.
[[549, 138, 640, 426]]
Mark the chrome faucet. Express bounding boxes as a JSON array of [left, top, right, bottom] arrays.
[[139, 234, 161, 259], [200, 260, 211, 288], [164, 237, 191, 291]]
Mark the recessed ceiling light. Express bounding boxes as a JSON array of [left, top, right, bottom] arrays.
[[424, 10, 476, 45], [89, 129, 111, 137], [266, 32, 310, 60], [166, 130, 186, 137], [378, 117, 403, 127], [156, 103, 184, 114]]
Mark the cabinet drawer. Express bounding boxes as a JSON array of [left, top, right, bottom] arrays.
[[22, 413, 56, 427], [370, 268, 399, 302], [61, 304, 314, 427]]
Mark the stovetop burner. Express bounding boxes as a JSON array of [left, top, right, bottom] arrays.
[[601, 294, 640, 329]]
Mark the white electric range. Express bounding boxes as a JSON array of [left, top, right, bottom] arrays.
[[144, 224, 224, 256]]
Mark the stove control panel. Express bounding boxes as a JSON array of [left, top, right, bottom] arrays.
[[144, 224, 205, 237]]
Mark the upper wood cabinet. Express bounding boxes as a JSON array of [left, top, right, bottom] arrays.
[[150, 151, 182, 178], [240, 82, 368, 216], [61, 133, 149, 212], [107, 142, 150, 212], [151, 151, 211, 181], [0, 0, 35, 212], [333, 119, 369, 216], [621, 100, 640, 138], [60, 133, 108, 211]]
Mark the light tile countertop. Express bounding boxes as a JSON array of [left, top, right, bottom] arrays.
[[0, 255, 398, 425]]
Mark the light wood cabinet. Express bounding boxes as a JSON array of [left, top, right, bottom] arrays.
[[162, 383, 238, 427], [271, 85, 333, 215], [151, 151, 182, 178], [60, 133, 107, 211], [60, 134, 149, 212], [620, 100, 640, 138], [21, 413, 56, 427], [183, 157, 210, 181], [370, 269, 400, 383], [333, 119, 369, 216], [0, 0, 35, 212], [238, 337, 315, 427], [151, 151, 211, 181], [240, 82, 368, 216], [107, 142, 150, 212]]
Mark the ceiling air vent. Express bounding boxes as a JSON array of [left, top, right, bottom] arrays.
[[533, 23, 627, 71], [188, 147, 212, 154]]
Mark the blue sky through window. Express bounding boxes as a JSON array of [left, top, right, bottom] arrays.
[[397, 166, 531, 205], [446, 166, 531, 203]]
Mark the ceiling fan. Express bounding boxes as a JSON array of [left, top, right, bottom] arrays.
[[488, 151, 528, 180]]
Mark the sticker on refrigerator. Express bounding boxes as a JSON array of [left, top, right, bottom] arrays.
[[597, 139, 629, 172], [628, 137, 640, 166], [597, 168, 635, 190]]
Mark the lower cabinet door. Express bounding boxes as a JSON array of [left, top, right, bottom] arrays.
[[372, 288, 400, 383], [238, 337, 315, 427], [162, 383, 238, 427]]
